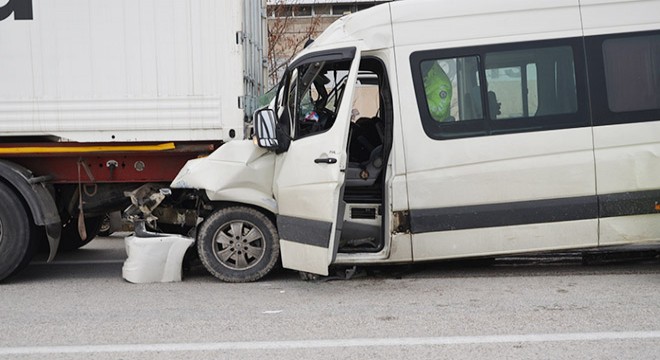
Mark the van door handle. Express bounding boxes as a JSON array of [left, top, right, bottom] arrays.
[[314, 157, 337, 164]]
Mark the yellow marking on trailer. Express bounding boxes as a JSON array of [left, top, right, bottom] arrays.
[[0, 142, 176, 154]]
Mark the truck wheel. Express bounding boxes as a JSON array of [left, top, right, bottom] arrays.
[[197, 206, 279, 282], [59, 215, 104, 251], [0, 182, 35, 282]]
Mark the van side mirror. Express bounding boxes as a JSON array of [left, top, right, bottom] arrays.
[[254, 108, 279, 149]]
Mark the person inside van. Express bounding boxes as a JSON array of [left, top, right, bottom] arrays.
[[488, 90, 502, 119]]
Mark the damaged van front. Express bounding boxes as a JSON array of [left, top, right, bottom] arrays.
[[170, 140, 278, 216], [159, 5, 395, 282], [166, 139, 280, 282]]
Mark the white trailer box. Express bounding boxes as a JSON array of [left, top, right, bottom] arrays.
[[0, 0, 266, 142]]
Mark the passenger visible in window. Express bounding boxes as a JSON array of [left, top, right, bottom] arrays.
[[423, 62, 455, 122], [488, 91, 501, 119]]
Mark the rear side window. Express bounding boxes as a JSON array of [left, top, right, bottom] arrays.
[[602, 34, 660, 113], [485, 46, 577, 120], [411, 38, 588, 140], [587, 30, 660, 126]]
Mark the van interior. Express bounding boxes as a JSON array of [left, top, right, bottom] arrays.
[[339, 58, 391, 253]]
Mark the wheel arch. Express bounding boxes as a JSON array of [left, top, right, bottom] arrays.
[[205, 200, 278, 226], [0, 160, 61, 260], [203, 187, 278, 219]]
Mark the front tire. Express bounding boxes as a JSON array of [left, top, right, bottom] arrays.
[[197, 206, 279, 282], [0, 182, 35, 282]]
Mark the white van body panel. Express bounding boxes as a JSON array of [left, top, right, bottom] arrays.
[[401, 129, 598, 260], [413, 220, 598, 262], [600, 215, 660, 246], [402, 128, 597, 208], [274, 135, 347, 223], [594, 123, 660, 246], [308, 5, 393, 52], [593, 122, 660, 195], [390, 0, 583, 50], [582, 1, 660, 247], [580, 0, 660, 36]]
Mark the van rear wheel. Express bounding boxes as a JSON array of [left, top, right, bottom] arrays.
[[197, 206, 279, 282], [0, 182, 35, 282]]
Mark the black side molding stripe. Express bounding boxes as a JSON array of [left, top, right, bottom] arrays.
[[410, 190, 660, 234], [410, 195, 599, 234], [277, 215, 332, 248], [599, 190, 660, 218], [276, 190, 660, 239]]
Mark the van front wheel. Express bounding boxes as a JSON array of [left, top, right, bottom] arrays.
[[197, 206, 279, 282]]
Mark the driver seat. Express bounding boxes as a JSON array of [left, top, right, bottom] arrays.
[[345, 145, 384, 187]]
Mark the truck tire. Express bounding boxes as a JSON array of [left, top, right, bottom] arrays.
[[59, 215, 103, 251], [197, 206, 279, 282], [0, 182, 35, 282]]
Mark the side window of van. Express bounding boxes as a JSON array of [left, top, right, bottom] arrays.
[[485, 46, 577, 120], [602, 34, 660, 113], [587, 30, 660, 126], [284, 59, 353, 139], [411, 38, 588, 139]]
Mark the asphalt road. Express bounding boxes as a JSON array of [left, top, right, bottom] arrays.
[[1, 235, 659, 359]]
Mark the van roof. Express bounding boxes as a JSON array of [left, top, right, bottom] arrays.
[[305, 0, 659, 55]]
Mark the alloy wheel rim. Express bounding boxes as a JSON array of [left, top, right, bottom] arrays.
[[213, 220, 266, 270]]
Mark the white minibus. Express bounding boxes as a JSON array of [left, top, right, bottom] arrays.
[[169, 0, 660, 282]]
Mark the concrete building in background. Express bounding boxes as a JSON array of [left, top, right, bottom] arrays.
[[266, 0, 393, 84]]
